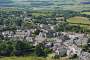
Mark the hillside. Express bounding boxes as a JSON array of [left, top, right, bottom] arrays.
[[67, 16, 90, 24], [0, 0, 90, 11], [67, 16, 90, 29]]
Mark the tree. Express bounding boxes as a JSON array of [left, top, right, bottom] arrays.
[[24, 20, 33, 29], [34, 43, 47, 57], [15, 19, 23, 27], [34, 43, 52, 57]]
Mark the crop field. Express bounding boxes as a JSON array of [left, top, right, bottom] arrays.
[[81, 12, 90, 15], [67, 16, 90, 29], [67, 16, 90, 24], [32, 13, 52, 17], [31, 10, 53, 17]]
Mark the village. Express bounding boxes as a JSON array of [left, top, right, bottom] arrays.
[[0, 8, 90, 60], [1, 22, 90, 60], [0, 0, 90, 60]]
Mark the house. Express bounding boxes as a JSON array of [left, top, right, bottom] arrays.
[[74, 37, 89, 46], [2, 31, 14, 38], [56, 16, 65, 23], [14, 30, 26, 38], [54, 46, 67, 57], [45, 42, 53, 48], [79, 52, 90, 60], [67, 44, 82, 58], [38, 32, 46, 38], [34, 35, 46, 46], [25, 37, 34, 42], [40, 24, 51, 30], [46, 30, 57, 38]]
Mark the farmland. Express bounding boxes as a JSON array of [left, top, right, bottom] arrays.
[[67, 16, 90, 29], [81, 12, 90, 15]]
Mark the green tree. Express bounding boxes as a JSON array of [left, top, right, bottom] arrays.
[[34, 43, 47, 57]]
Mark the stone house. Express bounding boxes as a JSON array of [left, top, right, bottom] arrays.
[[54, 46, 67, 57], [66, 44, 82, 58], [56, 16, 65, 23], [79, 52, 90, 60]]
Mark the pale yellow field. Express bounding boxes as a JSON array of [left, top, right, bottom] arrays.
[[67, 16, 90, 24], [67, 16, 90, 29], [81, 12, 90, 15]]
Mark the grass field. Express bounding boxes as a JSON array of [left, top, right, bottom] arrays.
[[0, 56, 46, 60], [31, 10, 54, 17], [67, 16, 90, 24], [32, 12, 52, 17], [0, 54, 75, 60], [0, 54, 79, 60], [81, 12, 90, 15], [0, 56, 70, 60], [67, 16, 90, 29]]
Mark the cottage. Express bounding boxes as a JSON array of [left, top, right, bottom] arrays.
[[54, 46, 67, 57], [79, 52, 90, 60], [66, 44, 82, 57], [56, 16, 65, 23], [2, 31, 14, 38], [34, 35, 46, 46]]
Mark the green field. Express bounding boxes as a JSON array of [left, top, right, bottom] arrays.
[[0, 54, 74, 60], [67, 16, 90, 29], [0, 56, 46, 60], [67, 16, 90, 24], [81, 12, 90, 15], [32, 10, 53, 17], [0, 56, 70, 60], [32, 13, 52, 17]]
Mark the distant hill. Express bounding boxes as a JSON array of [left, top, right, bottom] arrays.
[[0, 0, 90, 11]]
